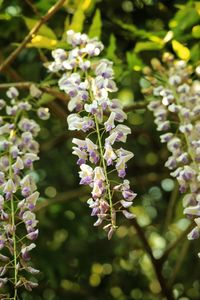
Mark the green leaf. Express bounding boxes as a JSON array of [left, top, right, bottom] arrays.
[[106, 34, 117, 62], [0, 13, 11, 20], [37, 93, 55, 106], [126, 51, 144, 71], [105, 34, 122, 79], [68, 8, 85, 32], [114, 19, 149, 38], [190, 44, 200, 62], [0, 0, 4, 8], [64, 15, 70, 32], [88, 9, 101, 38], [23, 17, 56, 39], [192, 25, 200, 38], [134, 41, 163, 53], [170, 5, 200, 37]]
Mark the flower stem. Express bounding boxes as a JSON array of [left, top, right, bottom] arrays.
[[172, 87, 199, 172], [9, 152, 18, 299], [94, 115, 115, 226], [10, 196, 18, 300]]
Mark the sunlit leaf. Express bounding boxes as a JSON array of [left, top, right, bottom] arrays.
[[172, 40, 190, 60], [163, 30, 174, 43], [81, 0, 94, 11], [64, 15, 70, 32], [27, 35, 58, 50], [114, 19, 148, 38], [170, 4, 200, 37], [106, 34, 118, 62], [149, 35, 164, 46], [68, 8, 85, 32], [126, 51, 144, 71], [195, 1, 200, 15], [192, 25, 200, 38], [88, 9, 101, 38], [23, 17, 56, 39], [0, 13, 11, 20], [134, 41, 163, 53]]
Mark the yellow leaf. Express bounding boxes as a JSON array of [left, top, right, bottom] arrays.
[[172, 40, 190, 60], [24, 17, 56, 39], [81, 0, 92, 11], [27, 35, 58, 49]]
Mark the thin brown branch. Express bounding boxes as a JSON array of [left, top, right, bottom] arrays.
[[161, 222, 193, 261], [0, 83, 149, 111], [47, 101, 67, 121], [124, 101, 147, 112], [0, 0, 66, 72], [0, 51, 24, 82], [41, 86, 69, 103], [0, 82, 69, 103], [35, 187, 88, 212], [164, 183, 179, 230], [25, 0, 41, 16], [132, 219, 174, 300], [0, 82, 32, 89], [169, 240, 190, 285]]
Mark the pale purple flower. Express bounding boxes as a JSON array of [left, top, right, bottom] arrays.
[[79, 164, 93, 185], [37, 107, 50, 120], [6, 87, 19, 99], [48, 30, 136, 239]]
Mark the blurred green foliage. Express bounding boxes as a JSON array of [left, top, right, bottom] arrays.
[[0, 0, 200, 299]]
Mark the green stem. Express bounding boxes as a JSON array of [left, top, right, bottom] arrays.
[[94, 115, 115, 226], [9, 150, 18, 299], [171, 87, 199, 173], [10, 195, 18, 300]]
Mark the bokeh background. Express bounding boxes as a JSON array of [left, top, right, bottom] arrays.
[[0, 0, 200, 299]]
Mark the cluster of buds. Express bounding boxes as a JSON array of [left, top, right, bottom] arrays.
[[47, 30, 136, 239], [0, 87, 49, 297], [143, 54, 200, 248]]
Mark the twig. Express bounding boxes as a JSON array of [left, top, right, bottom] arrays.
[[47, 101, 67, 121], [169, 239, 190, 285], [0, 51, 23, 82], [0, 0, 66, 72], [161, 222, 193, 261], [0, 83, 149, 111], [124, 101, 147, 112], [34, 187, 88, 211], [41, 86, 69, 103], [132, 219, 174, 300], [0, 82, 69, 103], [0, 82, 32, 89], [25, 0, 41, 16], [164, 183, 179, 230]]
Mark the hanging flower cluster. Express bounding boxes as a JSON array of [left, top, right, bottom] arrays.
[[143, 54, 200, 246], [0, 87, 49, 298], [47, 30, 136, 239]]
